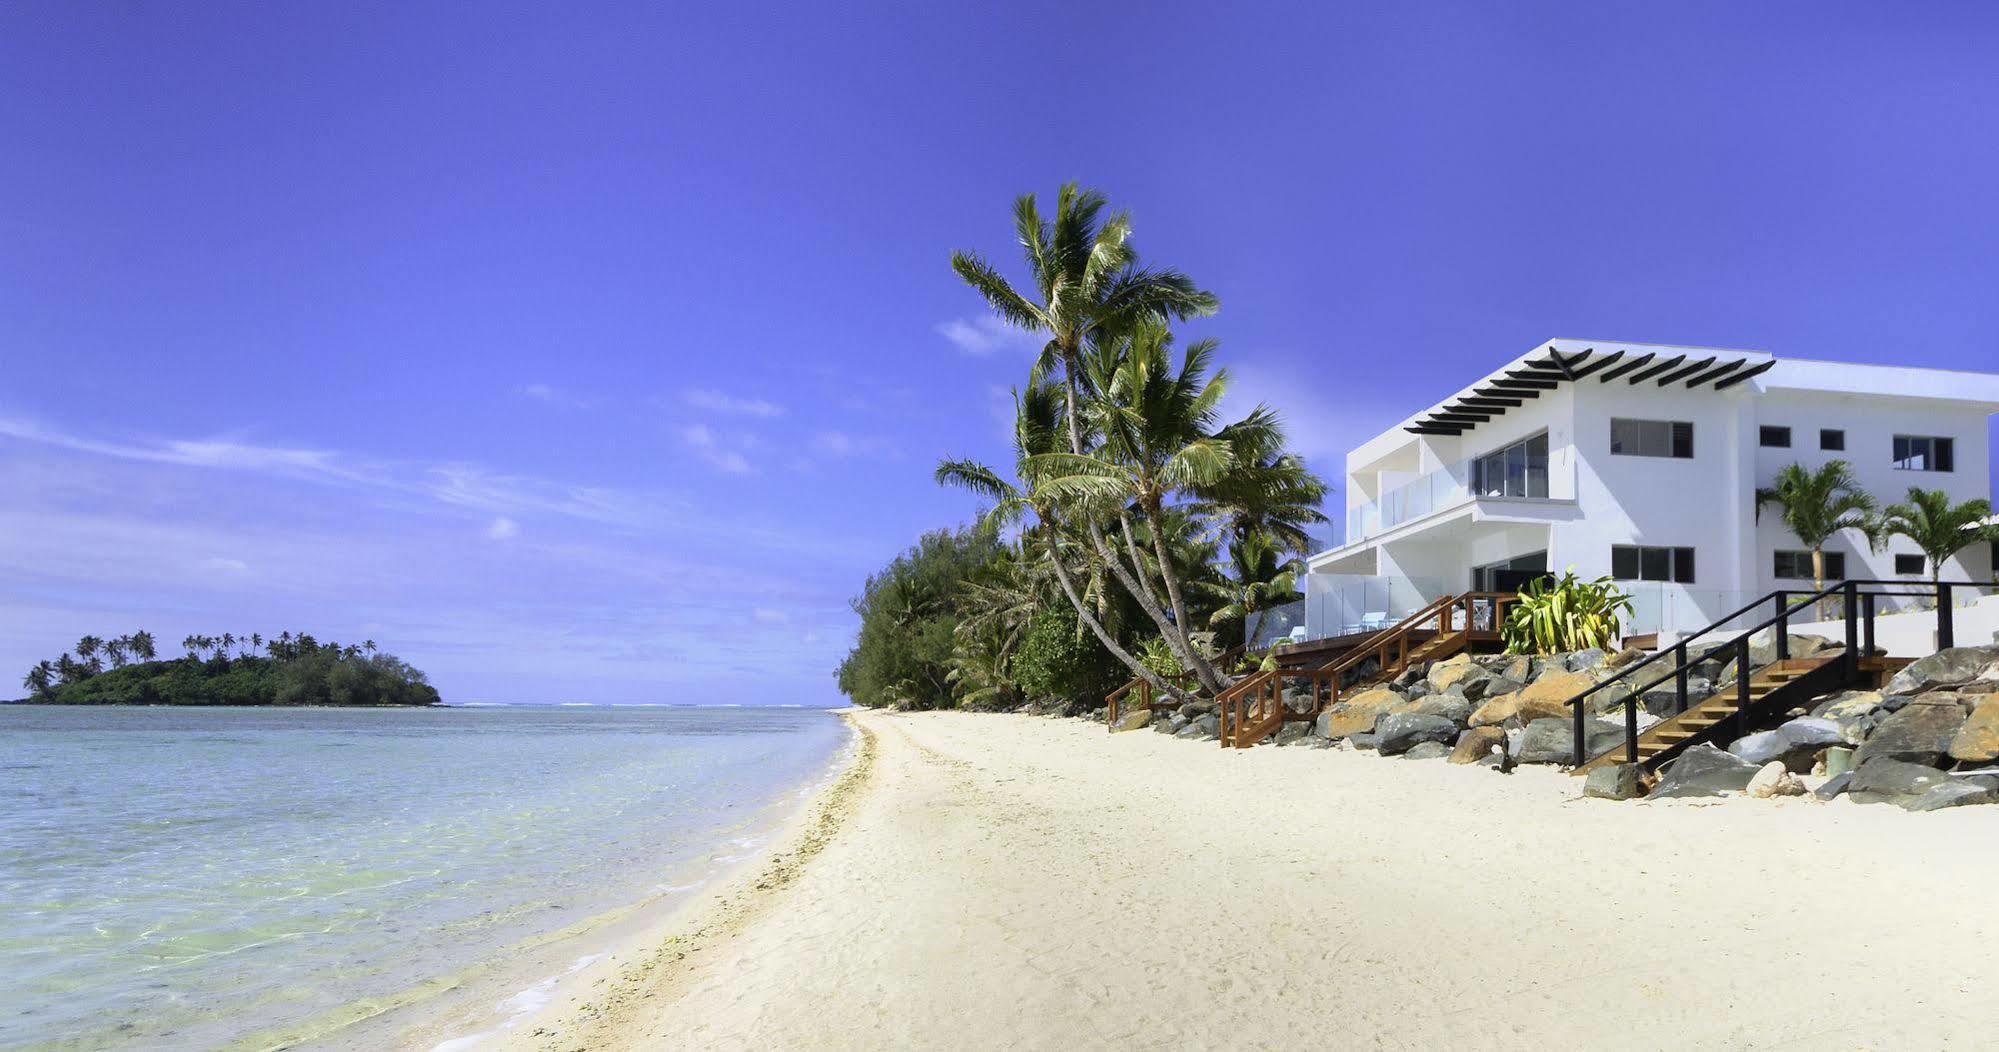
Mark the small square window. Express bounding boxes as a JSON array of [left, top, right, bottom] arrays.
[[1759, 426, 1792, 448], [1819, 429, 1844, 451], [1894, 553, 1926, 575]]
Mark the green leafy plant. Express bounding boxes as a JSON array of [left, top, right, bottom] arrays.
[[1869, 487, 1995, 584], [1501, 571, 1634, 655], [1136, 636, 1186, 681]]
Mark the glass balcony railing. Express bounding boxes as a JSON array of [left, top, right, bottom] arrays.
[[1344, 438, 1557, 543]]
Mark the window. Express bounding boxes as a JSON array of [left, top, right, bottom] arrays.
[[1612, 545, 1696, 584], [1610, 418, 1694, 459], [1774, 550, 1844, 580], [1470, 433, 1550, 499], [1759, 426, 1792, 448], [1893, 435, 1955, 472], [1894, 553, 1926, 576], [1819, 429, 1845, 451]]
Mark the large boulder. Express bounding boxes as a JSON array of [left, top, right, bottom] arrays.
[[1398, 692, 1473, 727], [1375, 712, 1460, 756], [1904, 782, 1996, 811], [1449, 726, 1507, 765], [1948, 697, 1999, 763], [1729, 717, 1844, 773], [1650, 744, 1762, 799], [1174, 714, 1220, 741], [1315, 687, 1404, 740], [1886, 646, 1999, 696], [1584, 762, 1644, 800], [1469, 668, 1596, 728], [1403, 741, 1453, 760], [1564, 647, 1608, 672], [1111, 707, 1153, 732], [1427, 654, 1486, 693], [1853, 696, 1970, 768], [1642, 675, 1714, 719], [1513, 717, 1621, 765], [1811, 690, 1890, 745], [1272, 722, 1312, 746], [1465, 676, 1522, 703], [1849, 758, 1963, 805]]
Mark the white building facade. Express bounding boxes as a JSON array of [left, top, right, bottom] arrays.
[[1306, 340, 1999, 638]]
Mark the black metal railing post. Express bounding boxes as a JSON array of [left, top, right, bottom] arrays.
[[1775, 591, 1790, 660], [1573, 690, 1587, 766], [1843, 581, 1859, 680], [1674, 641, 1689, 715], [1625, 695, 1638, 763], [1736, 637, 1752, 739], [1938, 582, 1955, 650]]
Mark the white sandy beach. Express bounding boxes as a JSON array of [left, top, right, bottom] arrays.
[[488, 708, 1999, 1050]]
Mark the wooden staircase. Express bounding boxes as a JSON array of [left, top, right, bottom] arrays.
[[1571, 655, 1849, 775]]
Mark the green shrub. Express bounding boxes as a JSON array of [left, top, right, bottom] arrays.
[[1010, 603, 1121, 704], [1501, 570, 1634, 655]]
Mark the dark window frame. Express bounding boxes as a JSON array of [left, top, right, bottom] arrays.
[[1774, 550, 1845, 580], [1893, 553, 1927, 576], [1470, 431, 1551, 500], [1611, 544, 1697, 584], [1819, 428, 1845, 451], [1759, 425, 1792, 448], [1893, 434, 1955, 472], [1610, 418, 1695, 459]]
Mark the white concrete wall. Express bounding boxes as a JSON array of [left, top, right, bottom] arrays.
[[1790, 591, 1999, 657]]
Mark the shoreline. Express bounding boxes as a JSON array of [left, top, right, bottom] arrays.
[[483, 708, 1999, 1048], [370, 710, 878, 1052]]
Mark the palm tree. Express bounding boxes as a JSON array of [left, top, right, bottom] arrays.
[[952, 185, 1221, 688], [1193, 406, 1332, 559], [54, 653, 81, 685], [104, 638, 129, 669], [22, 661, 54, 698], [1203, 530, 1306, 651], [74, 636, 103, 675], [250, 632, 263, 655], [937, 382, 1189, 702], [129, 631, 156, 662], [1871, 487, 1995, 584], [1757, 461, 1876, 608]]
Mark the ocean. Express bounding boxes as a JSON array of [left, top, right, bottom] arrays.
[[0, 704, 850, 1050]]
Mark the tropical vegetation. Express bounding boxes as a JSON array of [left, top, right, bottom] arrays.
[[838, 183, 1328, 711], [1756, 460, 1877, 593], [1870, 487, 1996, 584], [1501, 571, 1634, 655], [17, 630, 438, 706]]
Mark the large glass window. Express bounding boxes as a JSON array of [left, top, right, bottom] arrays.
[[1612, 545, 1696, 584], [1893, 435, 1954, 472], [1774, 550, 1844, 579], [1471, 432, 1549, 499], [1610, 418, 1694, 459]]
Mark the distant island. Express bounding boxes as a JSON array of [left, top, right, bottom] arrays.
[[15, 631, 440, 706]]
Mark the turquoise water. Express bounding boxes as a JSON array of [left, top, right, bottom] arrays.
[[0, 704, 848, 1051]]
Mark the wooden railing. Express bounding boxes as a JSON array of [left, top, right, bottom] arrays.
[[1104, 645, 1244, 731]]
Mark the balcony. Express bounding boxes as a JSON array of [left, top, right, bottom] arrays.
[[1345, 434, 1558, 543]]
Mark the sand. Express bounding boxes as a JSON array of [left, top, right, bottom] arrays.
[[492, 708, 1999, 1050]]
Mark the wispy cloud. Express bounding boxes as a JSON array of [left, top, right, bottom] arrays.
[[811, 430, 900, 460], [679, 423, 754, 474], [518, 383, 591, 409], [485, 516, 520, 541], [682, 388, 785, 418], [0, 416, 367, 484], [936, 316, 1042, 357]]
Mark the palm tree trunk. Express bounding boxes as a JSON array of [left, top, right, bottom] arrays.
[[1042, 528, 1190, 706], [1143, 502, 1228, 693]]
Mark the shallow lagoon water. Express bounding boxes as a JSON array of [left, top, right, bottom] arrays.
[[0, 704, 847, 1050]]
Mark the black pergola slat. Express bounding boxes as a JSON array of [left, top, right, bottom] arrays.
[[1455, 395, 1523, 408], [1427, 412, 1490, 424], [1712, 359, 1776, 391], [1681, 359, 1749, 388], [1490, 377, 1559, 391], [1506, 369, 1568, 383], [1405, 424, 1464, 435], [1596, 351, 1656, 382], [1655, 356, 1717, 386], [1564, 349, 1624, 380], [1627, 354, 1688, 384], [1475, 385, 1539, 400]]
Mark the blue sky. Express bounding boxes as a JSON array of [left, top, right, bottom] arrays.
[[3, 3, 1996, 703]]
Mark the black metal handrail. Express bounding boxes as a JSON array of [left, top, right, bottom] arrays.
[[1568, 578, 1998, 767]]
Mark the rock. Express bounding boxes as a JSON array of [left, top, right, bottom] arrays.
[[1272, 722, 1311, 746], [1449, 726, 1507, 765], [1403, 693, 1473, 727], [1584, 762, 1644, 800], [1852, 697, 1970, 768], [1177, 700, 1216, 719], [1604, 646, 1648, 669], [1465, 676, 1521, 703], [1495, 655, 1533, 683], [1815, 770, 1854, 799], [1427, 654, 1485, 692], [1948, 697, 1999, 763], [1375, 712, 1460, 755], [1469, 668, 1595, 727], [1392, 666, 1427, 690], [1513, 717, 1621, 765], [1110, 707, 1153, 732], [1903, 782, 1995, 811], [1729, 717, 1843, 772], [1564, 647, 1607, 671], [1650, 744, 1762, 799], [1290, 736, 1334, 749], [1848, 758, 1962, 804], [1174, 714, 1220, 740], [1152, 715, 1180, 733], [1642, 675, 1714, 718], [1747, 761, 1807, 798], [1886, 646, 1999, 696], [1349, 732, 1378, 751], [1403, 741, 1452, 760], [1403, 681, 1433, 700], [1811, 690, 1888, 745], [1315, 687, 1404, 740]]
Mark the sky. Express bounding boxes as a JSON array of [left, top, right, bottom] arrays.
[[3, 3, 1997, 704]]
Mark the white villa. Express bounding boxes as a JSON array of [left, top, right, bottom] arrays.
[[1305, 339, 1999, 639]]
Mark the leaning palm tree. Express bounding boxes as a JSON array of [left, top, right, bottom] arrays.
[[1871, 487, 1995, 584], [936, 382, 1191, 702], [23, 661, 54, 698], [1757, 461, 1876, 608], [1203, 530, 1306, 652], [952, 185, 1221, 688]]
